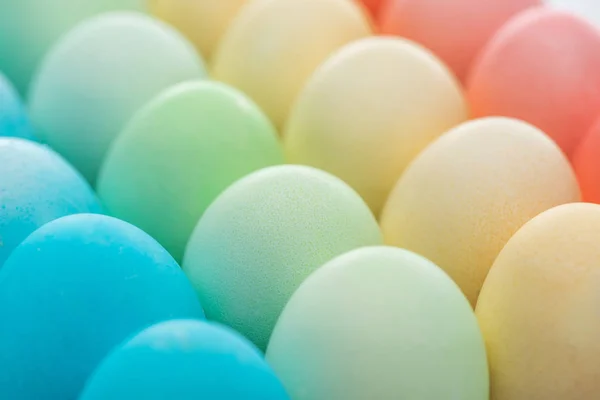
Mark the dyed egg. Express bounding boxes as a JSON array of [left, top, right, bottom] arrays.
[[0, 0, 144, 96], [467, 8, 600, 158], [358, 0, 385, 17], [183, 165, 382, 350], [380, 117, 580, 305], [97, 81, 283, 261], [573, 117, 600, 203], [284, 37, 467, 216], [80, 320, 289, 399], [0, 214, 204, 400], [212, 0, 371, 130], [379, 0, 541, 83], [266, 246, 489, 399], [0, 73, 34, 140], [476, 203, 600, 399], [29, 12, 206, 184], [149, 0, 247, 60], [0, 138, 101, 265]]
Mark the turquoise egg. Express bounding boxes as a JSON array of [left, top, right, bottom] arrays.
[[0, 214, 204, 400], [80, 320, 289, 399], [0, 138, 101, 265], [0, 73, 34, 140]]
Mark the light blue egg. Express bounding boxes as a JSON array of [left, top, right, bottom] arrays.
[[0, 73, 34, 140], [80, 320, 289, 400], [0, 138, 102, 265], [0, 214, 205, 400]]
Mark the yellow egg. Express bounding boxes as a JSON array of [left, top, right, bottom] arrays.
[[380, 117, 580, 305], [284, 37, 467, 215], [148, 0, 247, 60], [212, 0, 371, 130], [476, 203, 600, 399]]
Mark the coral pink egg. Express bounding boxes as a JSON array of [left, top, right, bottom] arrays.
[[467, 8, 600, 158], [573, 117, 600, 203], [359, 0, 385, 16], [378, 0, 541, 83]]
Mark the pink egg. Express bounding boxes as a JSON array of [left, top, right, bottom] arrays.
[[379, 0, 541, 83], [467, 7, 600, 158], [573, 117, 600, 204]]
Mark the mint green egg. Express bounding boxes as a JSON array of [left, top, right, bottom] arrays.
[[183, 165, 383, 351], [0, 0, 145, 96], [29, 12, 206, 184], [98, 81, 284, 261], [266, 246, 489, 400]]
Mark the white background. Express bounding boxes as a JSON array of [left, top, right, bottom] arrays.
[[548, 0, 600, 26]]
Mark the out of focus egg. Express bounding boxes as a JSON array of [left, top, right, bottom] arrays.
[[0, 138, 101, 265], [477, 203, 600, 399], [212, 0, 371, 130], [381, 117, 580, 305], [266, 246, 489, 399], [467, 7, 600, 157], [0, 73, 34, 140], [284, 37, 467, 216], [80, 320, 289, 399], [183, 165, 382, 350], [97, 81, 283, 261], [29, 12, 206, 184], [0, 214, 204, 400], [573, 117, 600, 203]]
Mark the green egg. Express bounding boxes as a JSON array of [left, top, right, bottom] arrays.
[[266, 246, 489, 400], [183, 165, 382, 350], [98, 81, 284, 262]]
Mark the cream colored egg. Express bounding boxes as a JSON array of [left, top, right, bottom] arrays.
[[284, 37, 467, 215], [212, 0, 371, 130], [381, 117, 580, 305], [476, 203, 600, 399]]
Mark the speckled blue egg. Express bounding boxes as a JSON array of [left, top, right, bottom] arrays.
[[0, 214, 205, 400], [0, 73, 34, 140], [80, 320, 289, 400], [0, 138, 102, 265]]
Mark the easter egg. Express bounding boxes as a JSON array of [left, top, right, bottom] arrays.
[[573, 117, 600, 203], [0, 0, 144, 96], [183, 165, 382, 350], [0, 73, 34, 140], [29, 12, 206, 184], [80, 320, 289, 399], [476, 203, 600, 399], [97, 81, 283, 261], [0, 138, 101, 265], [0, 214, 204, 400], [284, 37, 467, 216], [380, 117, 580, 305], [148, 0, 247, 60], [212, 0, 371, 130], [467, 7, 600, 158], [358, 0, 385, 17], [266, 246, 489, 399], [379, 0, 541, 83]]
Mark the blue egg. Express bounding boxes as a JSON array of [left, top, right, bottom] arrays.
[[0, 214, 205, 400], [0, 73, 34, 140], [80, 320, 289, 400], [0, 138, 102, 265]]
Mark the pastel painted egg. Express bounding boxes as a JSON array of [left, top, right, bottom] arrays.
[[183, 165, 382, 350], [467, 7, 600, 158], [212, 0, 371, 130], [380, 117, 580, 305], [358, 0, 385, 16], [80, 320, 289, 399], [266, 246, 489, 400], [0, 73, 34, 140], [148, 0, 247, 60], [29, 12, 206, 184], [476, 203, 600, 399], [573, 117, 600, 203], [0, 0, 144, 96], [284, 37, 467, 216], [0, 214, 204, 400], [379, 0, 541, 83], [97, 81, 283, 262], [0, 138, 101, 265]]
